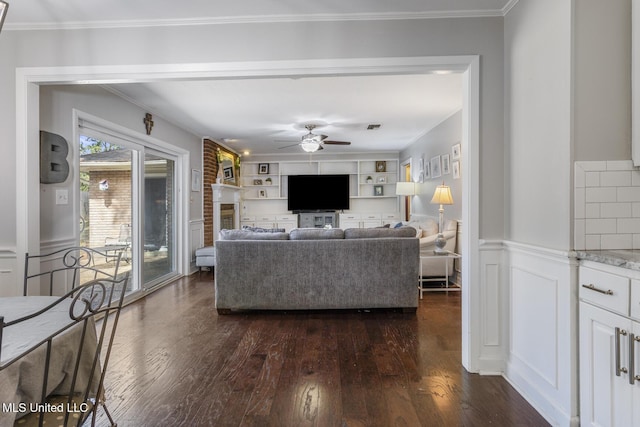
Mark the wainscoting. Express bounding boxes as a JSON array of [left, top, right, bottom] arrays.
[[189, 219, 205, 274], [0, 249, 17, 297], [500, 242, 578, 426]]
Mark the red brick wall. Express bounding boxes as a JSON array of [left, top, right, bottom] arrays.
[[88, 170, 132, 248], [203, 139, 238, 246]]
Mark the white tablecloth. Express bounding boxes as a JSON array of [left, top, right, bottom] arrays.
[[0, 296, 98, 426]]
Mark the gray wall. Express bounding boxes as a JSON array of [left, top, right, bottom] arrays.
[[38, 85, 202, 243], [400, 110, 462, 222], [505, 0, 573, 249], [574, 0, 631, 161], [505, 0, 632, 250], [0, 16, 505, 250]]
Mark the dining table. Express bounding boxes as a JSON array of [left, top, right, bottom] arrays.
[[0, 296, 99, 426]]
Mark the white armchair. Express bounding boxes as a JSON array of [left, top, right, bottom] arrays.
[[400, 216, 458, 276]]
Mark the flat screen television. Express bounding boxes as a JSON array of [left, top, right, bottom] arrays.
[[287, 174, 350, 212]]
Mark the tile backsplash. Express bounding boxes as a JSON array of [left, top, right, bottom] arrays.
[[575, 160, 640, 250]]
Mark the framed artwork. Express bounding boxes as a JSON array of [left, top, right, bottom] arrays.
[[258, 163, 269, 174], [453, 161, 461, 179], [223, 166, 234, 180], [442, 154, 451, 175], [0, 2, 7, 32], [375, 161, 386, 172], [424, 160, 431, 180], [253, 179, 263, 185], [431, 156, 442, 178], [258, 189, 267, 198], [416, 157, 424, 183], [377, 176, 387, 183], [374, 185, 384, 196], [191, 169, 201, 192], [452, 143, 461, 160]]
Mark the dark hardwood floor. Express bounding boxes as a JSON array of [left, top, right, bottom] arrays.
[[95, 273, 549, 427]]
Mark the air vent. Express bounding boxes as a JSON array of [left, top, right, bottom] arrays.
[[366, 124, 381, 130]]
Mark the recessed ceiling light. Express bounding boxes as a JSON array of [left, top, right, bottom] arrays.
[[243, 150, 250, 156]]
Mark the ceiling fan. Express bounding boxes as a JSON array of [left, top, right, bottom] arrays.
[[278, 124, 351, 153]]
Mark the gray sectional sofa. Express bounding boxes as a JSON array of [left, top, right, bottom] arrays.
[[214, 227, 420, 314]]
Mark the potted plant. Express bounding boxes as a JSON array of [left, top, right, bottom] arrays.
[[265, 177, 272, 185], [366, 176, 373, 184]]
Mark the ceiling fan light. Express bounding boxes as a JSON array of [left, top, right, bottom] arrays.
[[300, 139, 320, 153]]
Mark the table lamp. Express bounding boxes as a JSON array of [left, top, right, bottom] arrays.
[[396, 182, 416, 221], [430, 182, 454, 254]]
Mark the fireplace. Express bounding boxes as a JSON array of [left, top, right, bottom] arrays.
[[211, 184, 241, 243]]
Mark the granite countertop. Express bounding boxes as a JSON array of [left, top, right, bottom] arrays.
[[576, 250, 640, 271]]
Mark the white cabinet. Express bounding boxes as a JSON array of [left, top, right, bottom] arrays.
[[579, 263, 640, 427], [239, 214, 297, 232], [338, 213, 400, 228]]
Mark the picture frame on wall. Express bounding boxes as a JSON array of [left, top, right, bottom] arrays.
[[453, 161, 461, 179], [416, 157, 424, 183], [375, 161, 386, 172], [258, 163, 269, 174], [442, 154, 451, 175], [223, 166, 234, 180], [374, 185, 384, 196], [424, 160, 431, 180], [431, 156, 442, 178], [191, 169, 201, 192], [258, 189, 267, 198], [452, 143, 461, 160]]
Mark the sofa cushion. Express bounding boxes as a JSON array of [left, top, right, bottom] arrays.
[[289, 228, 345, 240], [344, 226, 417, 239], [242, 226, 286, 233], [219, 229, 289, 240]]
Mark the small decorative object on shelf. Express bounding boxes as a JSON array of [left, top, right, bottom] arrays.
[[377, 176, 386, 183], [258, 163, 269, 174], [366, 176, 373, 183], [253, 179, 262, 185], [376, 161, 386, 172], [258, 189, 267, 198], [374, 185, 384, 196], [265, 177, 272, 185]]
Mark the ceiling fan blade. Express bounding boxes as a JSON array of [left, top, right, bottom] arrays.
[[323, 140, 351, 145], [278, 143, 301, 149], [318, 134, 328, 141]]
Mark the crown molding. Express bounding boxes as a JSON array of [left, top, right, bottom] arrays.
[[5, 8, 511, 31]]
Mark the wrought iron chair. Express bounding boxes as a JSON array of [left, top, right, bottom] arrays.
[[0, 273, 129, 427], [24, 247, 122, 296]]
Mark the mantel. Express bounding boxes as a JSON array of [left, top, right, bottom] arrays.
[[211, 184, 241, 204]]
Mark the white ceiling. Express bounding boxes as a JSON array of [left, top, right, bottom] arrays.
[[6, 0, 512, 155]]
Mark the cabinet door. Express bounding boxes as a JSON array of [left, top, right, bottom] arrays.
[[632, 321, 640, 427], [580, 302, 632, 427]]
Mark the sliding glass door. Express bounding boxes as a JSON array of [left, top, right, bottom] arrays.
[[79, 133, 178, 296]]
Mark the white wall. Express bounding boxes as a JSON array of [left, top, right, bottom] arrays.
[[505, 0, 573, 250], [38, 85, 202, 244], [400, 110, 462, 222], [0, 16, 505, 251]]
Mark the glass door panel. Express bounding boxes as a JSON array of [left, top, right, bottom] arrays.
[[142, 152, 176, 286], [79, 135, 137, 293]]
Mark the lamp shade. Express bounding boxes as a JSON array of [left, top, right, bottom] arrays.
[[395, 182, 416, 196], [431, 184, 453, 205]]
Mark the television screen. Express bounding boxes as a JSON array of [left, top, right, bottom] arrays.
[[287, 174, 350, 212]]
